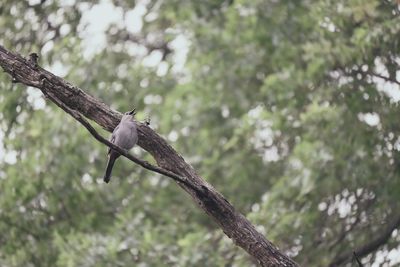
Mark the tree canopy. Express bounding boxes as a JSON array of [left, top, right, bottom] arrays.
[[1, 0, 400, 266]]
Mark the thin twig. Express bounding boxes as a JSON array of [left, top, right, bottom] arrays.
[[369, 71, 400, 86], [353, 251, 363, 267], [329, 213, 400, 266]]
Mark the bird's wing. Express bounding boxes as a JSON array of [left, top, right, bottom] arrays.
[[107, 125, 119, 155]]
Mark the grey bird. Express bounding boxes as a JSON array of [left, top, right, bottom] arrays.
[[103, 109, 138, 183]]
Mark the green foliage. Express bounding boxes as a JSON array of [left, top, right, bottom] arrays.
[[1, 0, 400, 266]]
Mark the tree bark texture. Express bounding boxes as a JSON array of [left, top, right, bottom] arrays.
[[0, 45, 299, 267]]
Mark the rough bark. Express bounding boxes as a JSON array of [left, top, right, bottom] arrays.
[[0, 45, 299, 267]]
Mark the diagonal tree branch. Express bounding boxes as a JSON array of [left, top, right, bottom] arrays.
[[329, 213, 400, 267], [0, 45, 298, 267], [41, 85, 201, 192], [368, 71, 400, 86]]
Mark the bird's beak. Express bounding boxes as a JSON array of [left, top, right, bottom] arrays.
[[128, 108, 136, 116]]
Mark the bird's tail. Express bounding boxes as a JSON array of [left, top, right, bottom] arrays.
[[103, 154, 117, 183]]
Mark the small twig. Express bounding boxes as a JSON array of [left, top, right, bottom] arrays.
[[330, 213, 400, 266], [353, 251, 363, 267], [144, 116, 151, 126], [369, 71, 400, 86]]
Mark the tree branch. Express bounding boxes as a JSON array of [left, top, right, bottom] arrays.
[[42, 86, 201, 192], [0, 45, 298, 267], [329, 213, 400, 267], [353, 251, 363, 267], [368, 71, 400, 86]]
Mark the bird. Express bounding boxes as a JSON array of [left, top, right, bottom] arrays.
[[103, 109, 138, 183]]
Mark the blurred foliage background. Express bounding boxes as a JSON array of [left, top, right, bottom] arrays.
[[1, 0, 400, 266]]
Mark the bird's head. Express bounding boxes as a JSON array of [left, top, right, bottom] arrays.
[[121, 108, 136, 121], [126, 108, 136, 116]]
